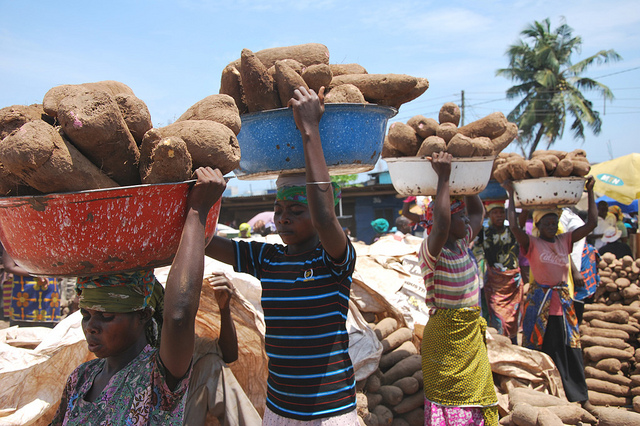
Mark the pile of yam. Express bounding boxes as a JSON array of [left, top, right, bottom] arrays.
[[381, 103, 518, 159], [491, 149, 591, 183], [499, 387, 597, 425], [220, 43, 429, 114], [356, 315, 423, 426], [580, 253, 640, 414], [0, 81, 242, 196]]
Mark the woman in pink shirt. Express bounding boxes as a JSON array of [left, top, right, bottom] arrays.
[[503, 177, 597, 406]]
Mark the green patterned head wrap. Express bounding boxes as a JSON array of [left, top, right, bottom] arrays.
[[76, 269, 163, 313], [275, 174, 341, 206]]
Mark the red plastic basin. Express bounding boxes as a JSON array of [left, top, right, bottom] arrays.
[[0, 181, 220, 277]]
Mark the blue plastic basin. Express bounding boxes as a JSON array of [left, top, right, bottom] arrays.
[[234, 103, 397, 180]]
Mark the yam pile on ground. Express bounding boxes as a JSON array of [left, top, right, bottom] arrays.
[[579, 252, 640, 414], [0, 81, 241, 196], [380, 103, 518, 159], [499, 387, 597, 425], [219, 43, 429, 114], [491, 149, 591, 183], [356, 315, 423, 426]]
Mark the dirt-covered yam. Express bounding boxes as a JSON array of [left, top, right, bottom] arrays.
[[274, 61, 309, 107], [148, 120, 240, 174], [457, 112, 508, 139], [381, 136, 404, 158], [219, 64, 247, 114], [301, 64, 333, 94], [436, 122, 458, 143], [507, 157, 528, 180], [43, 80, 135, 118], [471, 137, 493, 156], [417, 136, 446, 157], [387, 122, 420, 156], [446, 133, 474, 157], [57, 89, 141, 186], [177, 94, 241, 135], [240, 48, 281, 112], [139, 134, 192, 184], [407, 115, 438, 139], [329, 63, 368, 76], [552, 158, 574, 177], [0, 120, 118, 193], [324, 84, 366, 104], [571, 159, 590, 176], [114, 94, 153, 145], [231, 43, 330, 70], [376, 77, 429, 109], [490, 122, 518, 155], [0, 104, 50, 140], [328, 74, 419, 102], [526, 159, 547, 178], [438, 102, 461, 126]]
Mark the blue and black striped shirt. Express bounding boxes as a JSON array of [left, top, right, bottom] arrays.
[[232, 239, 356, 420]]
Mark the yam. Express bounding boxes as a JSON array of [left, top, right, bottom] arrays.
[[367, 393, 383, 411], [373, 317, 398, 341], [416, 136, 446, 157], [471, 137, 494, 157], [412, 370, 423, 389], [588, 390, 628, 407], [446, 133, 474, 157], [596, 406, 640, 426], [366, 372, 382, 393], [362, 411, 379, 426], [231, 43, 330, 70], [457, 112, 508, 139], [370, 77, 430, 110], [42, 80, 136, 118], [490, 122, 518, 155], [0, 120, 118, 193], [435, 122, 457, 143], [379, 340, 418, 371], [552, 158, 574, 177], [400, 408, 424, 426], [381, 327, 413, 354], [329, 63, 367, 76], [586, 378, 630, 397], [392, 392, 424, 414], [138, 135, 192, 184], [373, 404, 393, 425], [492, 164, 511, 183], [532, 150, 567, 160], [545, 404, 597, 424], [590, 319, 637, 335], [571, 159, 590, 176], [0, 104, 49, 140], [328, 73, 419, 102], [148, 120, 240, 174], [593, 358, 622, 374], [511, 402, 539, 426], [114, 93, 153, 145], [580, 335, 629, 351], [240, 48, 281, 112], [508, 387, 569, 409], [584, 346, 634, 363], [526, 159, 547, 178], [381, 136, 404, 159], [325, 84, 366, 104], [381, 354, 421, 385], [535, 407, 564, 426], [438, 102, 461, 126], [507, 158, 528, 181], [301, 63, 333, 94], [387, 122, 420, 156], [407, 115, 438, 139], [219, 64, 247, 115], [536, 155, 560, 173], [391, 377, 420, 395], [175, 94, 241, 136], [357, 392, 369, 415], [274, 60, 309, 107], [634, 395, 640, 413], [379, 385, 403, 406], [57, 89, 141, 186], [582, 310, 629, 324]]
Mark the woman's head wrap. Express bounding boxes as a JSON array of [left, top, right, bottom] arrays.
[[76, 269, 162, 313], [609, 205, 623, 221], [483, 200, 505, 213], [275, 174, 341, 206], [422, 197, 466, 234], [371, 218, 390, 234], [239, 222, 251, 236], [531, 208, 562, 237]]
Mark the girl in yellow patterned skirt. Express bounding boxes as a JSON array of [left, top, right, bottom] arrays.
[[418, 152, 498, 426]]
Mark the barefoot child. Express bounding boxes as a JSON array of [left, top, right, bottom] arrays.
[[419, 152, 498, 425], [205, 87, 358, 424], [50, 167, 227, 425]]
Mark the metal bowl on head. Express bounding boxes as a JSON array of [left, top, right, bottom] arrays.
[[512, 176, 586, 208], [0, 181, 221, 277], [234, 103, 397, 180], [385, 156, 496, 196]]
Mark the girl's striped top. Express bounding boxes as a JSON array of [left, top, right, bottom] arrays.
[[418, 224, 480, 310], [232, 239, 356, 421]]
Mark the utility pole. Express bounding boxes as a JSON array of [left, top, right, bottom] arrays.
[[460, 90, 465, 126]]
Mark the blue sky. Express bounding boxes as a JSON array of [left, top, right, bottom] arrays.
[[1, 0, 639, 195]]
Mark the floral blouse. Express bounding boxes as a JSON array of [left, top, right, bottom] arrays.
[[50, 345, 190, 425]]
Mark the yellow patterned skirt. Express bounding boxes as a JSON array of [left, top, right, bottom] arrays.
[[422, 307, 498, 425]]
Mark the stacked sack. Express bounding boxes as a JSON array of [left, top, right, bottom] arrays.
[[580, 253, 640, 412], [357, 316, 423, 426], [0, 81, 241, 196]]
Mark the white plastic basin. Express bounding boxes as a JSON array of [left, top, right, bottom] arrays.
[[385, 156, 495, 196], [512, 177, 586, 208]]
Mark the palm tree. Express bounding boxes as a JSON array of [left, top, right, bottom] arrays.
[[496, 18, 621, 158]]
